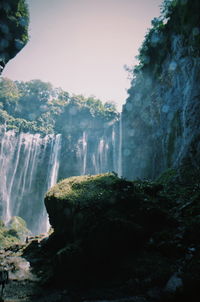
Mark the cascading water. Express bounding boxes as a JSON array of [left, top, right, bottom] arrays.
[[47, 134, 62, 188], [76, 129, 116, 175], [77, 131, 88, 175], [112, 122, 120, 175], [117, 116, 122, 177], [97, 138, 109, 174], [0, 120, 120, 234], [0, 128, 61, 234], [40, 134, 62, 233]]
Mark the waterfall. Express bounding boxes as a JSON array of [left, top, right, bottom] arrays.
[[97, 138, 109, 174], [118, 116, 122, 177], [0, 128, 61, 234], [112, 123, 118, 174], [77, 131, 88, 175], [41, 134, 62, 233], [0, 122, 118, 234], [47, 134, 62, 188], [76, 130, 114, 175], [82, 132, 87, 175]]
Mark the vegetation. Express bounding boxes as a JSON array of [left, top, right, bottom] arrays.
[[0, 78, 118, 134], [128, 0, 200, 79], [0, 216, 30, 248], [0, 0, 29, 70]]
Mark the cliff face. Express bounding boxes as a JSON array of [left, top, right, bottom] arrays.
[[122, 0, 200, 182], [0, 0, 29, 73]]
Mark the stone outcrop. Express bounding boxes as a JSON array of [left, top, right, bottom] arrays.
[[121, 0, 200, 182], [23, 172, 200, 301], [0, 0, 29, 73]]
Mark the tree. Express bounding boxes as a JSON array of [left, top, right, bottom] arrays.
[[0, 78, 20, 114]]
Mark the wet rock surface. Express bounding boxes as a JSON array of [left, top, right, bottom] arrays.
[[121, 0, 200, 182]]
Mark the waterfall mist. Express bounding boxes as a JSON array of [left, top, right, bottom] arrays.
[[0, 122, 121, 234], [0, 128, 62, 234]]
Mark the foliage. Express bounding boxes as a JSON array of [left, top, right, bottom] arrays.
[[0, 78, 118, 135], [0, 219, 20, 247], [0, 0, 29, 69], [0, 216, 31, 247], [128, 0, 199, 80], [8, 216, 31, 240]]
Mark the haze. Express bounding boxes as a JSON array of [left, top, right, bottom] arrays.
[[3, 0, 163, 111]]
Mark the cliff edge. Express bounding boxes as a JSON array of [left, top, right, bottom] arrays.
[[122, 0, 200, 183]]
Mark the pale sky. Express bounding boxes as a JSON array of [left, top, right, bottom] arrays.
[[3, 0, 163, 111]]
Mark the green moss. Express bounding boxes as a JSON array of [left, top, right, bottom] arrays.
[[46, 173, 122, 204], [157, 168, 177, 184], [7, 216, 31, 240], [0, 216, 31, 248], [0, 224, 20, 248]]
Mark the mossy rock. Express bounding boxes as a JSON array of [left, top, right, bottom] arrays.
[[7, 216, 31, 241], [23, 171, 200, 300], [0, 216, 32, 248], [43, 173, 178, 286], [156, 168, 177, 184], [0, 223, 19, 248]]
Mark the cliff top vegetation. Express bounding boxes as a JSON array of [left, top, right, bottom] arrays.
[[0, 77, 119, 135], [127, 0, 200, 81]]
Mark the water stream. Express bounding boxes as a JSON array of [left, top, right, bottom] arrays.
[[0, 125, 119, 234], [0, 128, 62, 234]]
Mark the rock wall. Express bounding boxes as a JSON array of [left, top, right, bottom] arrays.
[[0, 0, 29, 73], [122, 0, 200, 182]]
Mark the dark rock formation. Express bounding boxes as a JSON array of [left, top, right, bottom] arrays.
[[122, 0, 200, 183], [0, 0, 29, 74], [23, 172, 200, 301]]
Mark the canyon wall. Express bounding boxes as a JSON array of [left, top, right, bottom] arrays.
[[121, 0, 200, 182]]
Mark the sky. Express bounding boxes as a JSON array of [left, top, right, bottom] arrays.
[[3, 0, 163, 111]]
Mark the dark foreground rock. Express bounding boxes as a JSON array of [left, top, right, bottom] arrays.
[[21, 172, 200, 301], [0, 241, 71, 302]]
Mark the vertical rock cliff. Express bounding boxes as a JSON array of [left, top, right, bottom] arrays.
[[122, 0, 200, 182]]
